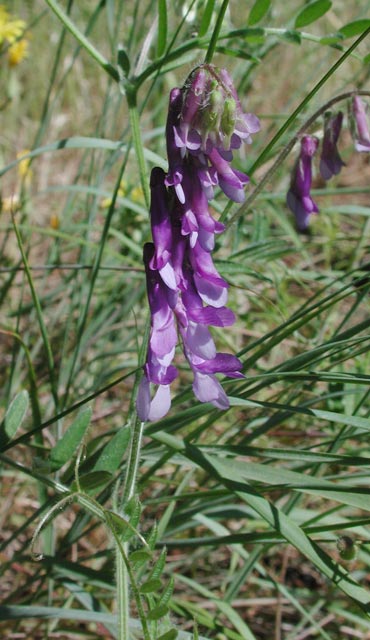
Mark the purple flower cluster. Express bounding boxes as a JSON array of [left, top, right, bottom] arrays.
[[137, 65, 260, 422], [287, 96, 370, 231]]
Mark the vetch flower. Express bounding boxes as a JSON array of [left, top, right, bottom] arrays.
[[136, 243, 178, 422], [167, 64, 260, 204], [138, 65, 259, 421], [319, 112, 345, 180], [351, 95, 370, 152], [287, 135, 319, 231]]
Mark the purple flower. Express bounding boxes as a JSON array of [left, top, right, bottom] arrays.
[[319, 112, 345, 180], [149, 167, 176, 289], [351, 96, 370, 152], [137, 66, 260, 421], [136, 243, 178, 422], [287, 135, 319, 231], [176, 298, 244, 411], [177, 65, 260, 155], [166, 64, 260, 206]]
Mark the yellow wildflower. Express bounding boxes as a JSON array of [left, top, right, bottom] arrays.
[[0, 6, 26, 46], [1, 193, 20, 213], [8, 37, 28, 66], [131, 186, 144, 204], [50, 214, 60, 230], [100, 179, 128, 208], [17, 149, 32, 180]]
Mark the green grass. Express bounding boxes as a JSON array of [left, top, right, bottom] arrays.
[[0, 1, 370, 638]]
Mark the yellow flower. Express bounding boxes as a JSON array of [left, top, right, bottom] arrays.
[[0, 5, 26, 46], [50, 214, 60, 230], [17, 150, 32, 183], [8, 37, 28, 66], [100, 179, 128, 208], [131, 186, 144, 204], [1, 193, 20, 213]]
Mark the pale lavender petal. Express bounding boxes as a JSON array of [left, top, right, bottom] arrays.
[[194, 275, 228, 307], [192, 371, 230, 409], [159, 262, 177, 290], [185, 322, 216, 359], [148, 384, 172, 421], [352, 96, 370, 152]]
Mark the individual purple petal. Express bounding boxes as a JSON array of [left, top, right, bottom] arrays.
[[148, 168, 177, 288], [192, 371, 230, 409], [136, 377, 172, 422], [286, 191, 318, 232], [147, 384, 172, 421], [187, 305, 235, 327], [194, 352, 244, 377], [319, 112, 345, 180], [185, 322, 216, 359], [209, 148, 249, 202], [198, 165, 218, 200], [165, 88, 186, 201], [352, 95, 370, 152], [145, 348, 178, 384], [286, 135, 319, 231]]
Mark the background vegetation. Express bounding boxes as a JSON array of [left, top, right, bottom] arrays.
[[0, 1, 370, 638]]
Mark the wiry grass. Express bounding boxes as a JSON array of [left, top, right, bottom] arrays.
[[0, 1, 370, 638]]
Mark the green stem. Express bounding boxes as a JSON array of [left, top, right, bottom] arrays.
[[204, 0, 230, 64], [122, 415, 145, 504], [44, 0, 119, 81]]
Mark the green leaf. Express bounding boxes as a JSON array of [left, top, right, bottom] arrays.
[[157, 0, 167, 57], [159, 577, 175, 607], [93, 427, 130, 473], [148, 548, 167, 580], [363, 53, 370, 65], [147, 603, 169, 621], [340, 19, 370, 38], [248, 0, 270, 26], [0, 390, 29, 446], [117, 46, 130, 77], [203, 454, 370, 512], [139, 578, 162, 593], [157, 631, 178, 640], [50, 407, 92, 470], [199, 0, 216, 37], [295, 0, 332, 29], [73, 470, 112, 493], [105, 511, 132, 536], [129, 550, 152, 564]]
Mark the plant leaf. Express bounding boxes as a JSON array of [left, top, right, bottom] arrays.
[[0, 390, 29, 446], [295, 0, 332, 29], [157, 0, 167, 57], [340, 19, 370, 38], [50, 407, 92, 470], [93, 427, 130, 473], [199, 0, 216, 37], [248, 0, 270, 26]]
